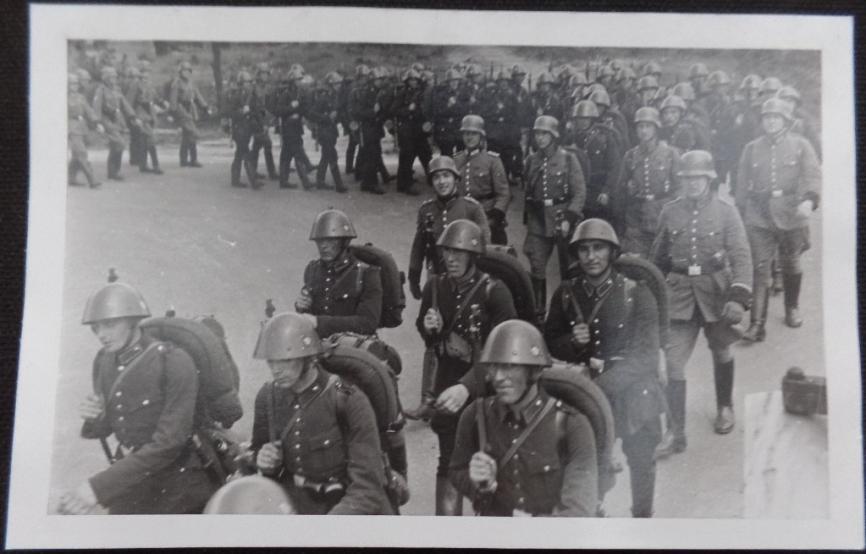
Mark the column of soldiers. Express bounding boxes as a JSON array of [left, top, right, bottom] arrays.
[[64, 54, 821, 519]]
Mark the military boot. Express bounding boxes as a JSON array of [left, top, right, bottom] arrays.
[[742, 283, 768, 342], [531, 277, 547, 322], [713, 360, 735, 434], [783, 273, 804, 328], [68, 162, 80, 186], [654, 379, 687, 459], [179, 142, 190, 167], [245, 160, 262, 190], [315, 163, 334, 190], [149, 147, 164, 175], [434, 476, 463, 516], [771, 262, 784, 295], [188, 144, 203, 168], [331, 161, 347, 193]]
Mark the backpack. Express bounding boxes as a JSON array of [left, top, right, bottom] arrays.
[[350, 243, 406, 329], [325, 331, 402, 376], [476, 245, 537, 324]]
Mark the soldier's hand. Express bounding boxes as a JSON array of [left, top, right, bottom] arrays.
[[435, 384, 469, 414], [721, 301, 745, 325], [447, 96, 456, 106], [242, 105, 250, 114], [291, 100, 299, 109], [256, 441, 283, 474], [96, 123, 105, 134], [597, 193, 609, 206], [469, 451, 497, 490], [571, 323, 591, 346], [797, 199, 814, 218], [422, 121, 432, 133], [423, 308, 443, 334], [79, 394, 104, 421], [294, 288, 313, 312], [374, 103, 380, 113], [408, 102, 416, 111]]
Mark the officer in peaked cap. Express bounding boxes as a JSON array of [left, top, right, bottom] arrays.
[[250, 312, 393, 514], [450, 319, 599, 517], [58, 282, 215, 514]]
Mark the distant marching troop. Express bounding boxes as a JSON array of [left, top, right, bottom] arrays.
[[62, 48, 821, 518]]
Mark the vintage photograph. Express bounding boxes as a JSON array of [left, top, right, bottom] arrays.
[[10, 5, 861, 549]]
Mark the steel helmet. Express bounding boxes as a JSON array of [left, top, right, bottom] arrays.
[[636, 75, 659, 92], [203, 475, 296, 514], [421, 69, 435, 83], [324, 71, 344, 86], [642, 61, 662, 77], [355, 64, 372, 79], [459, 114, 486, 136], [253, 312, 323, 360], [616, 67, 636, 83], [465, 64, 483, 78], [236, 70, 252, 83], [479, 319, 552, 367], [256, 62, 271, 75], [598, 64, 617, 79], [634, 106, 662, 127], [371, 67, 388, 80], [571, 100, 599, 119], [411, 62, 426, 73], [309, 209, 357, 240], [445, 68, 464, 82], [688, 62, 709, 79], [588, 88, 611, 108], [511, 64, 527, 77], [82, 282, 151, 325], [760, 97, 793, 121], [671, 82, 696, 102], [759, 77, 783, 96], [706, 70, 731, 88], [536, 71, 554, 86], [179, 61, 192, 72], [776, 85, 801, 105], [569, 72, 589, 87], [428, 155, 460, 179], [68, 72, 80, 85], [660, 94, 687, 113], [288, 66, 305, 81], [289, 63, 305, 74], [740, 74, 762, 91], [402, 68, 421, 82], [532, 115, 560, 138], [436, 219, 485, 254], [677, 150, 718, 179], [569, 218, 620, 250], [495, 70, 510, 82]]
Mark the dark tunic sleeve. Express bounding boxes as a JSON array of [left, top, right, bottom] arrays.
[[316, 266, 383, 337], [550, 411, 598, 517]]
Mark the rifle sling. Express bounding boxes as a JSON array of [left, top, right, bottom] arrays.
[[498, 397, 557, 470], [440, 274, 490, 339]]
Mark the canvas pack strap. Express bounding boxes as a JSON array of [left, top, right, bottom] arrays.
[[498, 397, 557, 470]]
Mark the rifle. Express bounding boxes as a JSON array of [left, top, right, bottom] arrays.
[[554, 209, 572, 281], [467, 302, 494, 515], [424, 211, 443, 275]]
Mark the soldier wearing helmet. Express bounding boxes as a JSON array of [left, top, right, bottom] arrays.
[[735, 98, 821, 340], [222, 70, 263, 189], [58, 282, 216, 514], [687, 62, 710, 100], [587, 87, 631, 149], [169, 61, 211, 168], [636, 75, 660, 109], [271, 63, 313, 190], [308, 71, 348, 193], [545, 219, 666, 517], [659, 94, 709, 153], [122, 66, 144, 169], [757, 76, 783, 105], [430, 68, 470, 157], [642, 60, 662, 81], [77, 68, 95, 102], [739, 74, 762, 105], [348, 65, 391, 194], [777, 86, 821, 160], [566, 99, 624, 224], [128, 63, 164, 175], [479, 71, 523, 188], [530, 71, 564, 125], [453, 115, 511, 245], [414, 219, 516, 515], [250, 312, 394, 514], [614, 66, 641, 128], [93, 65, 139, 181], [249, 63, 279, 183], [508, 64, 534, 155], [705, 70, 752, 193], [68, 70, 103, 188], [294, 209, 383, 337], [651, 150, 753, 451], [523, 115, 587, 311], [450, 319, 599, 517], [618, 106, 680, 257], [391, 67, 432, 196], [342, 65, 370, 177], [596, 64, 617, 92]]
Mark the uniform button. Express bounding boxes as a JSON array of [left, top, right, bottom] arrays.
[[116, 404, 123, 409], [295, 443, 301, 449], [323, 439, 330, 446], [115, 391, 122, 397], [595, 340, 600, 345], [295, 418, 301, 423], [543, 465, 551, 471], [117, 365, 125, 371], [295, 456, 301, 462], [514, 454, 519, 460], [117, 416, 124, 422], [518, 497, 525, 504], [511, 438, 517, 444], [293, 404, 300, 409], [294, 430, 300, 436]]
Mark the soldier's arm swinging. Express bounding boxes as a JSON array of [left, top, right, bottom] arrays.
[[549, 411, 598, 517]]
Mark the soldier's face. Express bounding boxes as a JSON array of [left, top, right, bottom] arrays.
[[636, 122, 657, 143], [68, 81, 80, 93], [431, 170, 457, 197], [268, 358, 306, 389], [681, 175, 710, 199], [448, 79, 461, 91], [762, 113, 786, 135], [441, 247, 472, 278], [574, 118, 592, 131], [315, 238, 346, 263], [91, 317, 138, 353], [576, 240, 613, 278], [640, 89, 657, 105], [486, 363, 531, 405], [534, 131, 554, 149], [462, 131, 482, 150], [661, 107, 681, 127]]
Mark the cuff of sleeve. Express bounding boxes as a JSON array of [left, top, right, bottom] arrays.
[[727, 283, 753, 309], [802, 191, 820, 210]]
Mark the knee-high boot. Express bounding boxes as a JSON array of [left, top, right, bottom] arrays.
[[435, 476, 463, 516], [713, 360, 735, 434], [783, 272, 804, 328], [531, 277, 547, 324], [654, 379, 687, 459], [742, 283, 768, 342]]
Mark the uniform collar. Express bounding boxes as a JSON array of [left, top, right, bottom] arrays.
[[766, 128, 790, 146], [436, 191, 459, 206], [540, 143, 558, 159], [322, 250, 354, 273], [116, 331, 152, 366], [449, 264, 479, 294], [638, 138, 659, 155], [466, 147, 483, 158], [685, 190, 714, 210], [494, 384, 544, 425], [580, 269, 617, 299]]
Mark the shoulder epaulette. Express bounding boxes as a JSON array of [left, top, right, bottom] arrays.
[[554, 399, 577, 414], [464, 196, 482, 206], [487, 150, 500, 157], [663, 196, 683, 208], [421, 198, 435, 207]]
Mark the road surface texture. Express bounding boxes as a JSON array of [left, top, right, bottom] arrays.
[[50, 134, 824, 517]]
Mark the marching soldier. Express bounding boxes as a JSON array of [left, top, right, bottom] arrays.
[[637, 75, 661, 109], [509, 64, 534, 160], [272, 66, 312, 190], [407, 156, 490, 301], [392, 68, 431, 196], [660, 94, 708, 153], [618, 107, 680, 256], [77, 68, 96, 103], [222, 71, 261, 189], [130, 64, 163, 174], [651, 150, 753, 457], [530, 72, 564, 125], [251, 63, 279, 181], [454, 115, 511, 245], [687, 62, 710, 103], [566, 100, 623, 224], [522, 115, 586, 312], [295, 209, 383, 338], [415, 219, 517, 515], [544, 219, 666, 517], [342, 67, 363, 175], [169, 61, 211, 168], [671, 82, 712, 139], [776, 85, 821, 161], [736, 98, 821, 340], [309, 71, 347, 192], [68, 72, 103, 188], [588, 88, 630, 150], [59, 282, 216, 514], [349, 66, 386, 194], [251, 312, 394, 515], [706, 70, 751, 191], [450, 320, 599, 517], [483, 71, 523, 187], [124, 66, 143, 168], [432, 69, 468, 157], [93, 66, 138, 181]]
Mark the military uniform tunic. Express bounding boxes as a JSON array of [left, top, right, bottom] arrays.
[[169, 77, 208, 137], [450, 387, 598, 517], [408, 194, 490, 278], [299, 250, 383, 338], [250, 366, 393, 515], [454, 148, 511, 214], [569, 124, 623, 222], [93, 83, 135, 148], [68, 91, 99, 169], [82, 334, 215, 514]]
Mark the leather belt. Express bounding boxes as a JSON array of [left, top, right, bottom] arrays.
[[292, 473, 345, 495]]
